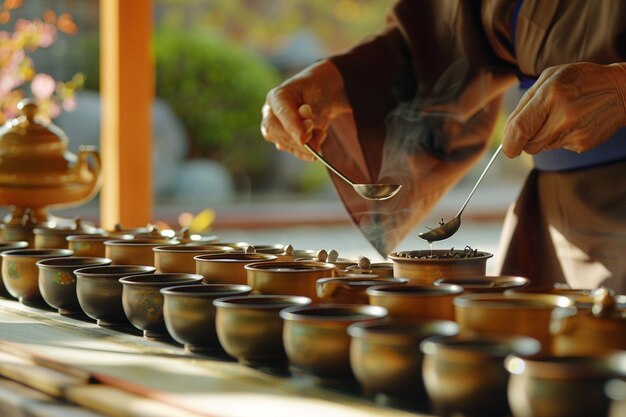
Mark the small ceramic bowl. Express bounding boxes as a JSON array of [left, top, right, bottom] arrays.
[[34, 224, 98, 249], [246, 261, 338, 302], [194, 253, 277, 285], [434, 275, 530, 293], [36, 256, 112, 314], [506, 352, 623, 417], [454, 293, 574, 354], [1, 222, 51, 247], [67, 234, 120, 257], [1, 249, 73, 304], [348, 318, 459, 407], [422, 334, 541, 417], [388, 250, 493, 284], [120, 273, 204, 338], [104, 239, 178, 266], [153, 245, 234, 274], [316, 275, 408, 304], [75, 265, 156, 326], [0, 241, 29, 296], [161, 284, 252, 352], [367, 284, 463, 321], [280, 304, 388, 381], [214, 295, 312, 365]]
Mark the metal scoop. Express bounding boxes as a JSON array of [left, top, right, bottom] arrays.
[[419, 144, 502, 242], [305, 144, 401, 201]]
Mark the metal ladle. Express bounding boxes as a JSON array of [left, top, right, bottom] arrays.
[[305, 144, 401, 201], [419, 144, 502, 242]]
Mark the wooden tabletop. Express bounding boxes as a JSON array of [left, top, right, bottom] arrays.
[[0, 299, 432, 417]]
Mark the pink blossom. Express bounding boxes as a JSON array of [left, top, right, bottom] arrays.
[[31, 73, 56, 99], [62, 96, 76, 111], [38, 23, 56, 48]]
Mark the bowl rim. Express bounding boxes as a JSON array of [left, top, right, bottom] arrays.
[[347, 318, 459, 340], [74, 265, 156, 276], [213, 294, 312, 309], [160, 283, 252, 296], [434, 275, 530, 289], [36, 257, 112, 269], [152, 245, 234, 253], [103, 239, 178, 246], [279, 304, 388, 322], [194, 253, 278, 263], [119, 273, 204, 286], [453, 292, 575, 309], [366, 283, 463, 297], [505, 352, 623, 379], [388, 250, 494, 263], [1, 248, 73, 258], [67, 234, 116, 242], [245, 261, 336, 272], [421, 334, 541, 359], [0, 241, 29, 250]]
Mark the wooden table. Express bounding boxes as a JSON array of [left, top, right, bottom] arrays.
[[0, 298, 433, 417]]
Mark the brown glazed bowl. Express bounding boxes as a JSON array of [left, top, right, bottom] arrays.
[[280, 304, 388, 381], [422, 334, 541, 417], [153, 245, 234, 274], [1, 221, 53, 247], [246, 261, 338, 302], [506, 352, 624, 417], [1, 249, 73, 304], [104, 239, 178, 266], [367, 284, 463, 321], [348, 318, 459, 408], [161, 284, 252, 352], [36, 256, 112, 314], [75, 265, 156, 326], [214, 295, 312, 365], [120, 273, 203, 338], [316, 275, 408, 304], [434, 275, 530, 293], [195, 253, 277, 285], [0, 241, 29, 296], [67, 234, 118, 258], [454, 293, 574, 354], [34, 224, 98, 249], [388, 250, 493, 284]]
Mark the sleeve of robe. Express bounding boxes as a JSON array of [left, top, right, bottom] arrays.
[[322, 0, 517, 256]]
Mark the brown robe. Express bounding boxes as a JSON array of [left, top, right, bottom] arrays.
[[323, 0, 626, 289]]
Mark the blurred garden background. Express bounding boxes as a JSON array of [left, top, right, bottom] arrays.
[[0, 0, 530, 261]]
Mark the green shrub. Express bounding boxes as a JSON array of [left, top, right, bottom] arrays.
[[154, 31, 281, 189]]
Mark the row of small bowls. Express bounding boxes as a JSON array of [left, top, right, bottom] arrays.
[[1, 232, 624, 414]]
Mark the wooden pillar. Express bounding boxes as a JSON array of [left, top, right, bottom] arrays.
[[99, 0, 153, 229]]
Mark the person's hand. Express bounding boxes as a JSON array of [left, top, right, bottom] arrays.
[[261, 59, 350, 161], [503, 62, 626, 157]]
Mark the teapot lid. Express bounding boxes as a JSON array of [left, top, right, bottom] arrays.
[[0, 99, 68, 149]]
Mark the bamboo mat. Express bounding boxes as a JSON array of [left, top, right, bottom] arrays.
[[0, 299, 431, 417]]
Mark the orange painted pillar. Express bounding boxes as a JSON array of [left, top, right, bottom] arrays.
[[99, 0, 153, 229]]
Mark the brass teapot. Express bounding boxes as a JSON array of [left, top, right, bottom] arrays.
[[0, 100, 102, 224]]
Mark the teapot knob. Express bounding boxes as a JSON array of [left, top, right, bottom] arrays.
[[245, 245, 256, 254], [327, 249, 339, 263], [358, 256, 371, 270], [283, 244, 294, 256], [592, 287, 616, 317], [316, 249, 328, 262], [18, 99, 38, 122]]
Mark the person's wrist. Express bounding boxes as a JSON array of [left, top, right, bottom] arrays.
[[313, 59, 350, 117], [608, 63, 626, 125]]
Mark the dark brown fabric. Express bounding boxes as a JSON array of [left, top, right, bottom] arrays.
[[323, 0, 626, 257], [496, 169, 565, 288]]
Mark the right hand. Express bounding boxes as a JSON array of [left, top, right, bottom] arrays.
[[261, 59, 350, 161]]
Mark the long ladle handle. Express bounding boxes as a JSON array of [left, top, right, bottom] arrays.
[[455, 144, 502, 218], [305, 144, 356, 186]]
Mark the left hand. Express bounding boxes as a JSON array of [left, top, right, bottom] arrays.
[[502, 62, 626, 157]]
